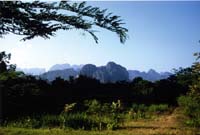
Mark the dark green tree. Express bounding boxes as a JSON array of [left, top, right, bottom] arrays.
[[131, 77, 154, 96], [0, 1, 128, 43]]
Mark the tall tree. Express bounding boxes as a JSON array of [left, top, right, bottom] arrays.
[[0, 1, 128, 43]]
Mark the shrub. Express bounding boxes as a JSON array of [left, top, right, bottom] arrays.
[[40, 115, 64, 128], [62, 113, 98, 130], [5, 100, 126, 130], [84, 99, 124, 130], [5, 116, 40, 128], [129, 104, 147, 119], [148, 104, 168, 113], [178, 95, 200, 127], [128, 103, 169, 120]]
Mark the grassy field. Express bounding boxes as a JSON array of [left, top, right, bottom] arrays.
[[0, 108, 199, 135]]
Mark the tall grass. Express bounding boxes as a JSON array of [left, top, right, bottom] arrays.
[[127, 104, 169, 120], [4, 113, 99, 130], [4, 100, 125, 130], [3, 101, 169, 131]]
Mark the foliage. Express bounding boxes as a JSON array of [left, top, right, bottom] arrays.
[[131, 77, 154, 96], [178, 95, 200, 126], [0, 51, 16, 73], [0, 71, 24, 81], [4, 100, 124, 131], [1, 66, 192, 119], [63, 103, 76, 113], [177, 47, 200, 127], [0, 1, 128, 43], [84, 99, 124, 130], [4, 113, 93, 129], [178, 94, 200, 127], [0, 52, 196, 129], [107, 100, 124, 130], [148, 104, 168, 113], [128, 104, 169, 120]]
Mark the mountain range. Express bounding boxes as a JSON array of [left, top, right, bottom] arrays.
[[49, 64, 83, 71], [16, 68, 46, 76], [40, 68, 78, 82], [80, 62, 129, 83], [128, 69, 172, 82], [17, 62, 173, 82]]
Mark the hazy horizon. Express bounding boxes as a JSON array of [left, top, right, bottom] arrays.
[[1, 1, 200, 72], [16, 61, 175, 73]]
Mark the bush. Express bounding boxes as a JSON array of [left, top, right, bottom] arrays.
[[128, 103, 169, 120], [128, 104, 147, 119], [40, 114, 65, 128], [178, 95, 200, 127], [4, 100, 125, 130], [4, 116, 40, 128], [83, 99, 124, 130], [5, 113, 98, 130], [148, 104, 168, 113]]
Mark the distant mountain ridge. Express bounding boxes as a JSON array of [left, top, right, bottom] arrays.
[[40, 68, 78, 81], [80, 62, 129, 83], [18, 62, 173, 82], [128, 69, 172, 82], [49, 64, 83, 71], [16, 68, 46, 75]]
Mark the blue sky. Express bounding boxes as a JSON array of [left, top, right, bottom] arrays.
[[1, 1, 200, 72]]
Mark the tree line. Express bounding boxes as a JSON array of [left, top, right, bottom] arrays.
[[0, 52, 196, 119]]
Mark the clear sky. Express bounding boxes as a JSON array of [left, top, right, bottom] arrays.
[[1, 1, 200, 72]]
